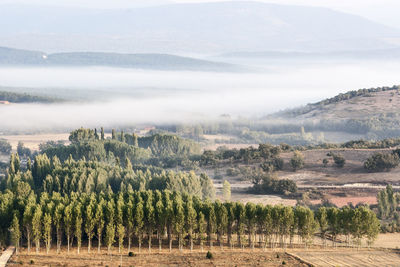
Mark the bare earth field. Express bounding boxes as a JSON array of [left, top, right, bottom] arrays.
[[290, 249, 400, 267], [0, 133, 70, 151], [373, 233, 400, 249], [8, 248, 306, 267]]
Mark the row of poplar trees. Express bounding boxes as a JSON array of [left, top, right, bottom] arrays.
[[1, 189, 379, 254]]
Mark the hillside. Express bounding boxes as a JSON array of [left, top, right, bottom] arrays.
[[268, 86, 400, 139], [276, 86, 400, 120], [0, 2, 399, 53], [0, 47, 237, 71]]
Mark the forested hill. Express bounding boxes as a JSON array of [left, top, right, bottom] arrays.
[[0, 91, 62, 103], [0, 46, 238, 71], [273, 85, 400, 119]]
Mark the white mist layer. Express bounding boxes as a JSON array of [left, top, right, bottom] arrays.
[[0, 61, 400, 132]]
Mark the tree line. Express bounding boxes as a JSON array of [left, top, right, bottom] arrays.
[[1, 190, 380, 254]]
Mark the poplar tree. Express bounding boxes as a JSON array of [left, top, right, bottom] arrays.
[[54, 203, 64, 253], [204, 201, 216, 249], [163, 191, 174, 251], [316, 207, 329, 247], [143, 191, 155, 251], [173, 193, 185, 251], [64, 204, 74, 253], [185, 196, 197, 251], [101, 127, 105, 140], [116, 193, 125, 253], [234, 202, 245, 249], [112, 129, 116, 140], [23, 203, 35, 253], [245, 202, 257, 249], [154, 191, 165, 251], [134, 198, 144, 252], [85, 200, 96, 253], [32, 205, 42, 253], [125, 197, 135, 252], [10, 212, 21, 253], [74, 203, 83, 254], [105, 224, 115, 254], [214, 201, 228, 249], [224, 202, 235, 249], [197, 211, 206, 252], [43, 213, 52, 254], [222, 180, 231, 202], [95, 199, 105, 253]]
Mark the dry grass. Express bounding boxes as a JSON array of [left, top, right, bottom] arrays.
[[8, 247, 306, 267]]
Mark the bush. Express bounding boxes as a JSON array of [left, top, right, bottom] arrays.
[[206, 251, 213, 259], [290, 151, 304, 171], [30, 260, 34, 265], [226, 167, 240, 177], [332, 154, 345, 168], [322, 158, 329, 167], [364, 153, 400, 172], [282, 260, 286, 265], [128, 251, 135, 257]]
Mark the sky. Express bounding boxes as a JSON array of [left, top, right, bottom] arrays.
[[0, 0, 399, 28]]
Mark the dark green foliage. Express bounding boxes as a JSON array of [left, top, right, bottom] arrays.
[[364, 153, 399, 172], [206, 251, 213, 259], [252, 173, 297, 195], [329, 153, 345, 168], [0, 91, 60, 103], [0, 139, 11, 154], [128, 251, 135, 257], [290, 151, 304, 171], [17, 142, 31, 158]]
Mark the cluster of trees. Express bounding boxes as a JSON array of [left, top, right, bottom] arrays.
[[45, 128, 200, 168], [251, 172, 297, 195], [0, 91, 61, 103], [201, 144, 282, 166], [17, 142, 32, 158], [377, 185, 400, 232], [364, 152, 400, 172], [3, 153, 215, 200], [377, 185, 399, 220], [0, 139, 11, 154], [1, 190, 380, 253]]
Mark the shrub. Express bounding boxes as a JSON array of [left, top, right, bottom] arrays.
[[30, 260, 34, 265], [226, 167, 240, 176], [290, 151, 304, 171], [332, 154, 345, 168], [206, 251, 213, 259], [128, 251, 135, 257], [364, 153, 399, 172], [282, 260, 286, 265], [322, 158, 329, 167]]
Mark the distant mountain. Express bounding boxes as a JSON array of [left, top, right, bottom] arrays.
[[0, 47, 238, 71], [0, 2, 399, 54], [219, 48, 400, 61]]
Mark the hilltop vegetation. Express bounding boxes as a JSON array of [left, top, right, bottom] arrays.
[[0, 46, 237, 71], [0, 91, 61, 103]]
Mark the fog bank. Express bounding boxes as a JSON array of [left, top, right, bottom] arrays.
[[1, 61, 400, 132]]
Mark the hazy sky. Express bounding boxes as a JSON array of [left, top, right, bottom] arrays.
[[0, 0, 399, 28]]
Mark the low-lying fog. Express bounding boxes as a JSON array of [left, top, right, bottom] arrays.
[[1, 60, 400, 132]]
